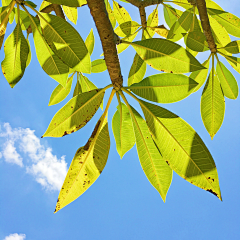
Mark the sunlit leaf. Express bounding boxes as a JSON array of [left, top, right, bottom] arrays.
[[167, 8, 193, 40], [223, 40, 240, 54], [129, 104, 172, 202], [216, 60, 238, 99], [39, 1, 52, 11], [129, 73, 198, 103], [115, 21, 140, 37], [208, 8, 240, 37], [163, 4, 182, 28], [130, 38, 205, 73], [43, 89, 104, 137], [201, 70, 225, 139], [139, 99, 222, 200], [49, 74, 74, 106], [39, 13, 91, 73], [128, 53, 146, 86], [117, 31, 138, 54], [144, 7, 158, 39], [45, 0, 87, 7], [91, 59, 107, 73], [30, 16, 69, 86], [190, 59, 210, 92], [54, 116, 110, 213], [14, 9, 31, 31], [62, 5, 78, 24], [185, 31, 209, 52], [26, 38, 31, 67], [221, 53, 240, 74], [152, 25, 169, 38], [85, 28, 94, 56], [1, 24, 29, 88], [113, 0, 131, 25], [112, 102, 135, 159], [104, 0, 116, 28]]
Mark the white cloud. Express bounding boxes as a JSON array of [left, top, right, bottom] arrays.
[[4, 233, 26, 240], [0, 123, 68, 191]]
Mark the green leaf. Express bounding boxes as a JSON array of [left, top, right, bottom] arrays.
[[1, 24, 29, 88], [144, 7, 158, 39], [73, 73, 82, 97], [129, 104, 172, 202], [43, 89, 104, 137], [14, 9, 31, 31], [25, 1, 37, 8], [208, 8, 240, 38], [49, 74, 74, 106], [39, 1, 52, 11], [185, 31, 209, 52], [30, 16, 69, 86], [128, 53, 146, 86], [105, 0, 116, 28], [26, 38, 31, 67], [91, 59, 107, 73], [114, 21, 140, 37], [129, 73, 198, 103], [152, 25, 169, 38], [139, 99, 222, 200], [201, 70, 225, 139], [45, 0, 87, 7], [85, 29, 94, 56], [130, 38, 205, 73], [112, 102, 135, 159], [223, 40, 240, 54], [216, 60, 238, 99], [113, 0, 131, 25], [167, 9, 193, 40], [190, 59, 210, 93], [62, 5, 78, 24], [224, 54, 240, 74], [39, 13, 91, 73], [117, 31, 138, 54], [163, 4, 182, 28], [54, 116, 110, 213]]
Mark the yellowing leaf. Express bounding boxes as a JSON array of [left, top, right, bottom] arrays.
[[114, 21, 140, 37], [45, 0, 86, 7], [55, 116, 110, 213], [152, 25, 169, 38], [85, 29, 94, 56], [91, 59, 107, 73], [43, 89, 104, 137], [113, 0, 131, 25], [62, 5, 78, 24], [144, 7, 158, 39]]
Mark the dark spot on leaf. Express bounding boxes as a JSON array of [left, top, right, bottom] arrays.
[[207, 189, 218, 197]]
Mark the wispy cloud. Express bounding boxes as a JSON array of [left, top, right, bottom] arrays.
[[4, 233, 26, 240], [0, 123, 68, 191]]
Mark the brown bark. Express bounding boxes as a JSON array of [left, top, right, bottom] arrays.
[[87, 0, 123, 90], [126, 0, 163, 8], [196, 0, 216, 53], [52, 4, 65, 20], [139, 6, 147, 29]]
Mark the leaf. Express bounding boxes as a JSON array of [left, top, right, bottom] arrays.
[[139, 99, 222, 200], [85, 29, 94, 56], [39, 13, 91, 73], [185, 31, 209, 52], [114, 21, 140, 37], [128, 53, 146, 86], [49, 74, 74, 106], [73, 73, 82, 97], [25, 1, 37, 8], [201, 70, 225, 139], [190, 59, 210, 93], [208, 8, 240, 38], [130, 38, 205, 73], [223, 40, 240, 54], [224, 54, 240, 74], [1, 24, 29, 88], [129, 73, 198, 103], [117, 31, 138, 54], [45, 0, 87, 7], [14, 9, 31, 31], [112, 102, 135, 159], [144, 7, 158, 39], [113, 0, 131, 25], [39, 1, 52, 11], [43, 89, 104, 138], [104, 0, 116, 28], [30, 16, 69, 86], [163, 4, 182, 28], [167, 9, 193, 40], [62, 5, 78, 24], [91, 59, 107, 73], [26, 39, 31, 67], [216, 60, 238, 99], [54, 116, 110, 213], [152, 25, 169, 38], [129, 104, 172, 202]]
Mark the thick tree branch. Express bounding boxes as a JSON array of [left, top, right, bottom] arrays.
[[52, 4, 65, 20], [196, 0, 216, 53], [126, 0, 163, 8], [139, 5, 147, 29], [87, 0, 123, 90]]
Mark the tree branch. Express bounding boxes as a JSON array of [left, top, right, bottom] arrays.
[[196, 0, 216, 53], [139, 5, 147, 29], [52, 4, 65, 20], [87, 0, 123, 90], [126, 0, 163, 8]]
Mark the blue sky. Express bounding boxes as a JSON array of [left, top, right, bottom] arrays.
[[0, 0, 240, 239]]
